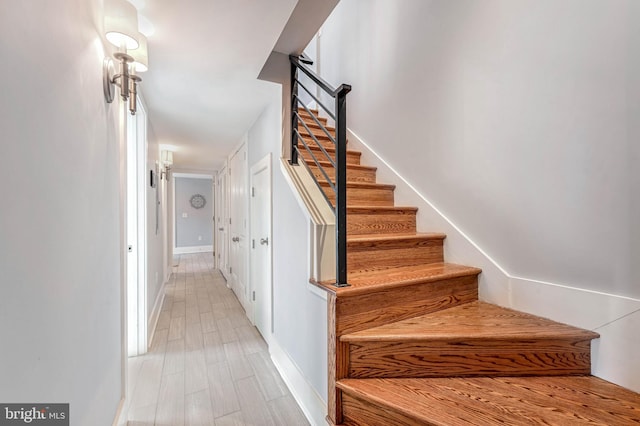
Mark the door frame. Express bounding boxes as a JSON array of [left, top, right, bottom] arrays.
[[249, 153, 273, 341], [172, 172, 215, 254], [126, 100, 148, 357], [216, 164, 230, 279]]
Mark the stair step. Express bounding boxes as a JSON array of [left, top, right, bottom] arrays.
[[298, 144, 361, 165], [297, 111, 328, 124], [347, 233, 445, 273], [341, 301, 599, 378], [299, 119, 335, 132], [318, 263, 480, 335], [347, 206, 416, 235], [319, 181, 395, 207], [298, 122, 335, 137], [338, 376, 640, 425], [318, 263, 481, 297], [307, 162, 377, 184]]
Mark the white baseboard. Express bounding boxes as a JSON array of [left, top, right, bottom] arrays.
[[147, 279, 167, 350], [112, 397, 126, 426], [270, 339, 327, 426], [347, 127, 640, 393], [173, 245, 213, 254]]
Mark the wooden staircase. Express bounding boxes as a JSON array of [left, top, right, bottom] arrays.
[[297, 109, 640, 425]]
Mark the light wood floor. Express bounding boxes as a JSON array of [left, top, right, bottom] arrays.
[[126, 253, 310, 426]]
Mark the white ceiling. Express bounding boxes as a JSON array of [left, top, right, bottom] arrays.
[[134, 0, 299, 171]]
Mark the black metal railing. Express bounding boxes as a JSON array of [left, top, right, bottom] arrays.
[[290, 54, 351, 288]]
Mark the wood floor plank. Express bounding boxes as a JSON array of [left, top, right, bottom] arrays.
[[207, 361, 241, 418], [163, 338, 186, 375], [224, 340, 254, 381], [201, 312, 218, 334], [247, 351, 289, 401], [214, 411, 244, 426], [169, 315, 186, 341], [268, 395, 310, 426], [185, 350, 208, 394], [185, 389, 215, 426], [155, 372, 185, 426], [235, 376, 277, 426], [203, 331, 225, 365]]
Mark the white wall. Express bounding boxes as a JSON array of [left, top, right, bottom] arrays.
[[247, 85, 328, 424], [0, 0, 124, 424], [319, 0, 638, 299]]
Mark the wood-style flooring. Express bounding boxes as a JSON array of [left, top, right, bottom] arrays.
[[126, 253, 309, 426]]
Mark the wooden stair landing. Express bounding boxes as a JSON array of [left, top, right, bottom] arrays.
[[338, 376, 640, 426]]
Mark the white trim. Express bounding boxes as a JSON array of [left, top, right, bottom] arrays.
[[174, 245, 213, 254], [173, 172, 214, 179], [270, 339, 327, 426], [147, 278, 167, 349], [112, 397, 126, 426], [347, 127, 640, 393]]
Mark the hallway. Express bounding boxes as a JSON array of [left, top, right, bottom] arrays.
[[126, 253, 309, 425]]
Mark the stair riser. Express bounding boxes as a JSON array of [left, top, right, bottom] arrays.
[[342, 394, 427, 426], [347, 339, 594, 378], [348, 238, 444, 272], [347, 211, 417, 235], [324, 186, 394, 207], [298, 124, 335, 140], [298, 132, 336, 151], [307, 164, 377, 184], [335, 275, 478, 336], [297, 112, 328, 125], [298, 147, 361, 165]]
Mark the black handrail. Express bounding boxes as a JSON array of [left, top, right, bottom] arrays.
[[290, 54, 351, 288]]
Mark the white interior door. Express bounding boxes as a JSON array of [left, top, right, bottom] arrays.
[[250, 154, 273, 340], [216, 167, 229, 277], [229, 143, 248, 308]]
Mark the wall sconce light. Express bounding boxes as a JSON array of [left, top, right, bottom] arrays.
[[161, 150, 174, 179], [102, 0, 148, 115]]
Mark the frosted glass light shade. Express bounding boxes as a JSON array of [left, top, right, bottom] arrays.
[[162, 151, 174, 166], [130, 33, 148, 72], [104, 0, 139, 49]]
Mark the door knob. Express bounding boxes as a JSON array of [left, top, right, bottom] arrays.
[[260, 237, 269, 245], [232, 237, 239, 242], [218, 227, 224, 231]]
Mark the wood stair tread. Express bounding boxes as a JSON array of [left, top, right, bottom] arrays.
[[316, 263, 481, 296], [347, 232, 444, 243], [337, 376, 640, 425], [313, 161, 376, 172], [319, 181, 395, 190], [341, 301, 600, 342], [304, 144, 360, 156], [347, 206, 417, 213]]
